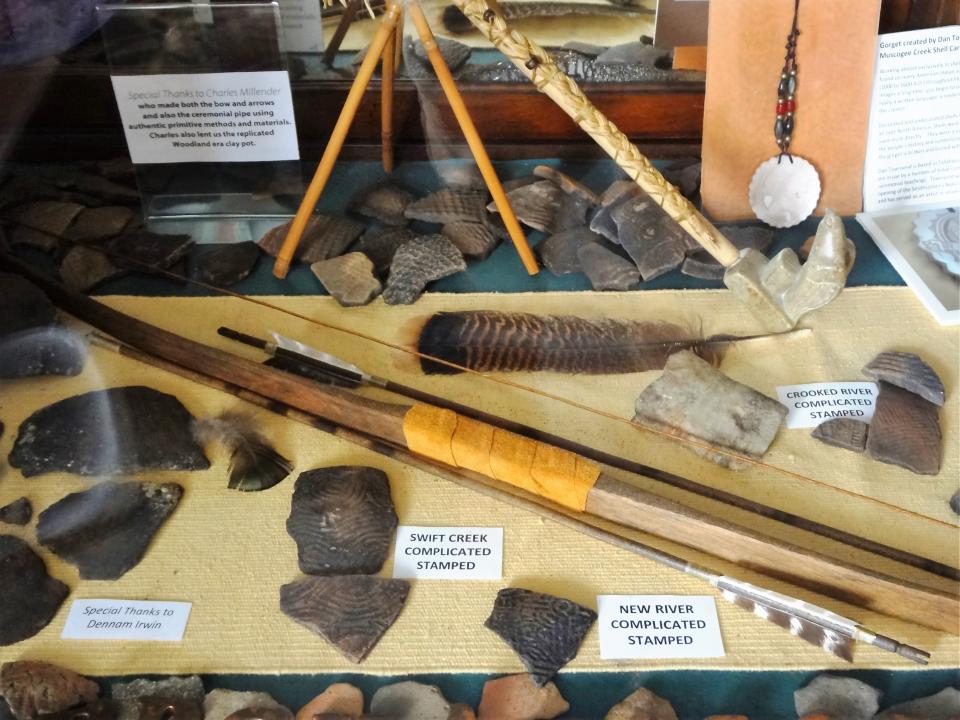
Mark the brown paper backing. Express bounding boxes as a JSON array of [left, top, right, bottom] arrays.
[[701, 0, 881, 221]]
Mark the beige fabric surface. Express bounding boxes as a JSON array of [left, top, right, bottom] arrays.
[[0, 286, 957, 677]]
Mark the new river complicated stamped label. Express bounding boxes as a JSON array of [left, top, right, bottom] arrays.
[[776, 382, 879, 428], [392, 526, 503, 580], [61, 599, 192, 641], [597, 595, 724, 660]]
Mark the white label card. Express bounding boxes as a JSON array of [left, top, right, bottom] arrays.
[[278, 0, 323, 53], [863, 27, 960, 211], [598, 595, 724, 660], [776, 382, 879, 429], [110, 71, 299, 164], [62, 599, 192, 641], [392, 526, 503, 580]]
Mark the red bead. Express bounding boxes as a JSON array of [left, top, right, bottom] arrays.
[[776, 101, 786, 114], [785, 99, 796, 113]]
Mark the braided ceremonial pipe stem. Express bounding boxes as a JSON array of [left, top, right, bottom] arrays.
[[451, 0, 740, 268]]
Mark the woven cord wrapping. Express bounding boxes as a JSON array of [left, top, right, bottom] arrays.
[[402, 404, 599, 511], [452, 0, 739, 267]]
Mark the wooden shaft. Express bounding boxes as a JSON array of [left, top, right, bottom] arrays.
[[323, 0, 361, 67], [586, 475, 959, 635], [380, 0, 397, 173], [451, 0, 740, 268], [273, 4, 401, 279], [407, 0, 540, 276]]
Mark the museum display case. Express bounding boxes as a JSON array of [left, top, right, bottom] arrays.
[[0, 1, 957, 718]]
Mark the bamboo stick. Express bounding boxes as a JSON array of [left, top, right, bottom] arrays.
[[380, 0, 397, 172], [407, 0, 540, 275], [274, 3, 402, 279]]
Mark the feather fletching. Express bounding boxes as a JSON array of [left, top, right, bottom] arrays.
[[192, 412, 292, 492], [416, 310, 726, 375]]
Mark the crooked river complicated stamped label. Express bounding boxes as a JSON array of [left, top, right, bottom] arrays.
[[776, 381, 879, 428], [392, 526, 503, 580], [598, 595, 725, 660], [61, 599, 192, 641]]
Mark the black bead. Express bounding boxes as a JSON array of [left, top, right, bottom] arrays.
[[525, 57, 540, 70], [483, 9, 496, 21], [787, 74, 798, 95], [774, 117, 785, 140], [784, 115, 795, 134]]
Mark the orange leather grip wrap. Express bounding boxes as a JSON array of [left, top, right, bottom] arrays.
[[402, 404, 599, 511]]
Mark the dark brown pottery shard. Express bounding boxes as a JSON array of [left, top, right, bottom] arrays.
[[863, 351, 945, 407], [412, 35, 472, 72], [287, 466, 397, 575], [404, 189, 486, 225], [258, 216, 364, 264], [812, 418, 869, 453], [633, 351, 787, 469], [0, 498, 32, 526], [484, 588, 597, 686], [13, 200, 85, 236], [59, 246, 126, 293], [538, 226, 602, 275], [441, 221, 499, 259], [65, 206, 136, 243], [106, 230, 193, 272], [311, 253, 382, 307], [489, 181, 565, 234], [70, 173, 140, 203], [0, 661, 99, 720], [351, 227, 416, 277], [578, 242, 640, 291], [865, 381, 941, 475], [9, 386, 209, 477], [681, 226, 774, 281], [10, 226, 60, 253], [350, 183, 415, 226], [0, 273, 86, 378], [0, 536, 69, 646], [610, 193, 697, 281], [279, 575, 410, 663], [196, 242, 261, 287], [382, 236, 466, 305], [97, 157, 136, 182], [661, 158, 702, 200], [37, 481, 182, 580], [533, 165, 600, 206], [589, 182, 641, 242]]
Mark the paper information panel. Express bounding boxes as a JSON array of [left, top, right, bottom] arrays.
[[598, 595, 724, 660], [776, 382, 878, 429], [62, 599, 192, 641], [110, 71, 299, 164], [392, 526, 503, 580], [278, 0, 323, 53], [863, 27, 960, 211]]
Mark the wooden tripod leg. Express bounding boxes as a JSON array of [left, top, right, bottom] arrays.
[[406, 0, 539, 275], [323, 0, 361, 68], [381, 0, 397, 172], [273, 5, 402, 279]]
